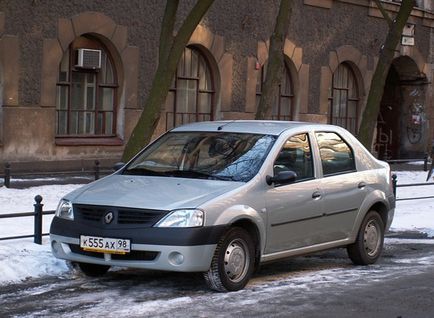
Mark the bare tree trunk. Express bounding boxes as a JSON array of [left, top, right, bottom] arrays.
[[122, 0, 215, 161], [255, 0, 292, 120], [358, 0, 415, 149]]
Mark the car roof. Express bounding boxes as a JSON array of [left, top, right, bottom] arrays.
[[171, 120, 334, 136]]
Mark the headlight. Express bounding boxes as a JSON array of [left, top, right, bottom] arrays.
[[155, 209, 204, 228], [55, 199, 74, 220]]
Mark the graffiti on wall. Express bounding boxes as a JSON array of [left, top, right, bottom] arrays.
[[406, 87, 426, 145], [407, 102, 424, 144], [374, 112, 394, 160]]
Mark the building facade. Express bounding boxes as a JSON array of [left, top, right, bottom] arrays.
[[0, 0, 433, 171]]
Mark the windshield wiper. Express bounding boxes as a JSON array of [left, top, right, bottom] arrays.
[[161, 170, 213, 179], [124, 168, 236, 181], [211, 175, 237, 181], [123, 167, 166, 176]]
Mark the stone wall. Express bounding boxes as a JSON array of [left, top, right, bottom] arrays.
[[0, 0, 432, 170]]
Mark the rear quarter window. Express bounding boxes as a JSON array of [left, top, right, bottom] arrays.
[[315, 132, 356, 176]]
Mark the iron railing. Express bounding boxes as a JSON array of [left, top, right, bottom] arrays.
[[387, 156, 430, 172], [392, 174, 434, 201], [0, 196, 55, 244], [1, 160, 113, 188], [0, 174, 433, 244]]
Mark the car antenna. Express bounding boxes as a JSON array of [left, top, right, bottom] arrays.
[[217, 120, 236, 131]]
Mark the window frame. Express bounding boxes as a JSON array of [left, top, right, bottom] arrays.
[[256, 62, 294, 121], [328, 63, 359, 135], [165, 46, 215, 130], [55, 36, 119, 142]]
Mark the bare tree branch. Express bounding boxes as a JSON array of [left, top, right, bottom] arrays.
[[170, 0, 214, 60], [255, 0, 293, 120], [374, 0, 393, 28], [122, 0, 215, 161]]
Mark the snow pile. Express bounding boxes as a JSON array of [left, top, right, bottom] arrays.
[[0, 184, 81, 285], [0, 184, 81, 237], [0, 238, 69, 283], [0, 170, 433, 285]]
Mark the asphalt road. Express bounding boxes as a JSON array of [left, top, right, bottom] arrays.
[[1, 238, 434, 318]]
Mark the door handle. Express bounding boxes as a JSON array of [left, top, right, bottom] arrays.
[[358, 182, 366, 189], [312, 191, 322, 199]]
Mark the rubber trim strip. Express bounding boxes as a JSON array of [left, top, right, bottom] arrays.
[[271, 208, 357, 227]]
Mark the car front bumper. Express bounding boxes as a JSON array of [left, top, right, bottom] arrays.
[[50, 217, 227, 272], [50, 234, 217, 272]]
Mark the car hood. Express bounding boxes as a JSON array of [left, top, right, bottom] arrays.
[[66, 174, 244, 210]]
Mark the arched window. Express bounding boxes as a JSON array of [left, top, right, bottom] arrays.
[[329, 63, 359, 135], [256, 62, 294, 120], [56, 36, 118, 136], [165, 46, 215, 130]]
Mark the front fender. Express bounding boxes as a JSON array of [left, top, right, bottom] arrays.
[[213, 205, 267, 254]]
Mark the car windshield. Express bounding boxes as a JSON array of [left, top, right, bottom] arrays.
[[123, 132, 276, 182]]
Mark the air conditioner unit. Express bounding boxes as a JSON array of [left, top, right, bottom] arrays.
[[76, 48, 102, 69]]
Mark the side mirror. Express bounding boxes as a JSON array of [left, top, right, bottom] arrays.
[[113, 162, 126, 172], [266, 171, 297, 186]]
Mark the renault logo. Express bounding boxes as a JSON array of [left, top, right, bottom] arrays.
[[104, 212, 114, 224]]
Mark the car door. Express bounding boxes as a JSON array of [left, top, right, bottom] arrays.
[[314, 131, 366, 242], [265, 133, 324, 254]]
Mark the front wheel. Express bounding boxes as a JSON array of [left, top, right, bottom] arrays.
[[203, 227, 255, 292], [347, 211, 384, 265], [76, 262, 110, 277]]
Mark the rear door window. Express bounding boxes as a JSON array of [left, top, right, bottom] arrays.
[[315, 132, 356, 176]]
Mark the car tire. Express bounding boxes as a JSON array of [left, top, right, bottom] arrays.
[[77, 262, 110, 277], [347, 210, 385, 265], [203, 227, 255, 292]]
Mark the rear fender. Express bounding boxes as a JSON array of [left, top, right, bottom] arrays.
[[349, 190, 391, 242]]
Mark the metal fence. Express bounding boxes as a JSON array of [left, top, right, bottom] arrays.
[[392, 174, 434, 202], [0, 196, 55, 244], [0, 160, 116, 243], [1, 160, 113, 188], [0, 172, 434, 244], [387, 156, 430, 171]]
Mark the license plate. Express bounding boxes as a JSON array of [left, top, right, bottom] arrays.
[[80, 235, 130, 254]]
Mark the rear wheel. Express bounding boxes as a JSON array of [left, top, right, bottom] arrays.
[[347, 211, 384, 265], [203, 227, 255, 292], [77, 262, 110, 277]]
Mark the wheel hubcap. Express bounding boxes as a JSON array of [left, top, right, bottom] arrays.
[[224, 239, 249, 283], [364, 220, 381, 257]]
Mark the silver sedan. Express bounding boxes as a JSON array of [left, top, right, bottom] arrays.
[[50, 121, 395, 292]]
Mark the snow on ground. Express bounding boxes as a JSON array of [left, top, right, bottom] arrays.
[[0, 183, 82, 237], [0, 183, 82, 285], [391, 170, 434, 236], [0, 170, 433, 285]]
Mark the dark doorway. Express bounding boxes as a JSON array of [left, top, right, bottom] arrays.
[[375, 56, 428, 160], [375, 66, 401, 160]]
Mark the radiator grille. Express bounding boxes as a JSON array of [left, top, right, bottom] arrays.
[[74, 204, 167, 227]]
